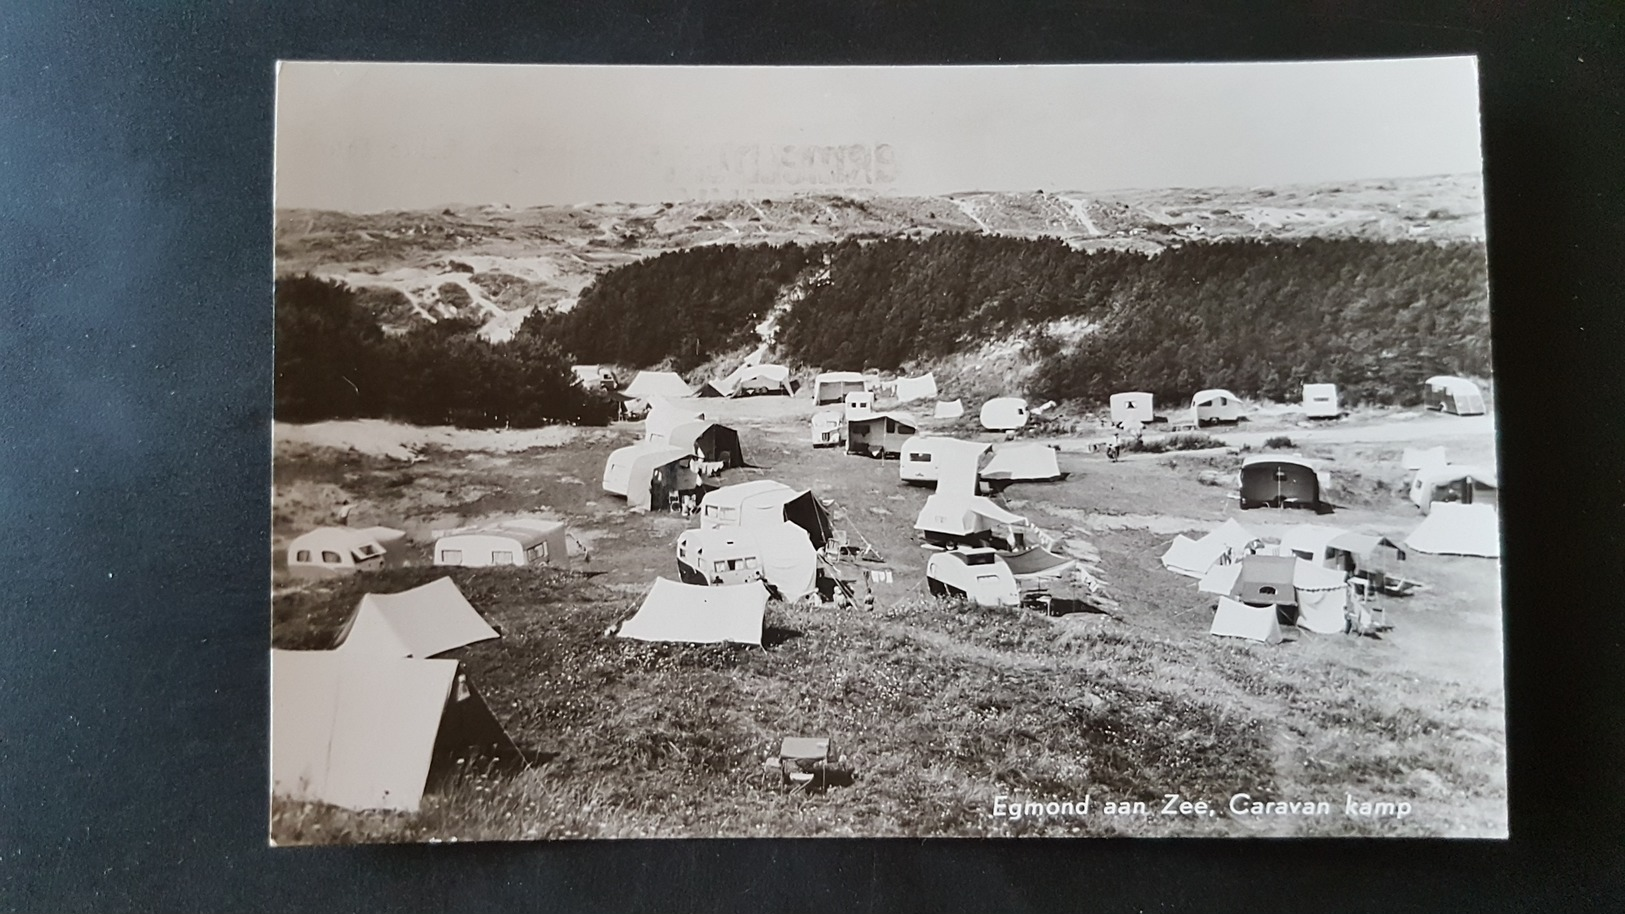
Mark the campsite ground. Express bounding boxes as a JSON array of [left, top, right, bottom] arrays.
[[270, 396, 1505, 841]]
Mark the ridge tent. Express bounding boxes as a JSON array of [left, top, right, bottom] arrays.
[[731, 363, 794, 397], [813, 371, 869, 405], [915, 493, 1032, 549], [980, 443, 1066, 484], [899, 436, 990, 486], [434, 519, 568, 568], [1404, 503, 1500, 558], [699, 480, 833, 548], [336, 576, 499, 658], [286, 526, 407, 580], [623, 370, 693, 401], [601, 443, 698, 511], [1206, 554, 1351, 636], [894, 373, 938, 404], [1110, 392, 1154, 426], [1190, 389, 1243, 426], [1303, 383, 1340, 419], [1423, 376, 1486, 416], [1239, 455, 1326, 511], [847, 411, 919, 458], [1209, 596, 1284, 644], [933, 399, 965, 419], [1160, 519, 1260, 578], [1409, 464, 1498, 513], [810, 410, 843, 447], [616, 577, 769, 645], [271, 650, 519, 813], [979, 397, 1029, 432]]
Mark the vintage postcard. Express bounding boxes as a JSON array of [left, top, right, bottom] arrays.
[[270, 60, 1502, 843]]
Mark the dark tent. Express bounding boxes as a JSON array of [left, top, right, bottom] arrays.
[[1239, 456, 1324, 511], [783, 491, 834, 549]]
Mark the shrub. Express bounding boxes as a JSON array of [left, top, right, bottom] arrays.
[[1264, 435, 1295, 449]]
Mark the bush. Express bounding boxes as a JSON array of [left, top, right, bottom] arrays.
[[1124, 432, 1227, 454], [1264, 436, 1295, 449]]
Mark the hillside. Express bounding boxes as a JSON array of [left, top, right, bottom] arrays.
[[274, 174, 1485, 341]]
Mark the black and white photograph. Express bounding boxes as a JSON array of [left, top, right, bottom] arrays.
[[269, 60, 1503, 843]]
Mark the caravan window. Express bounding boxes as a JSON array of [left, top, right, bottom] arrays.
[[963, 551, 996, 566], [294, 550, 311, 562], [441, 549, 463, 564], [492, 551, 514, 565], [320, 550, 342, 564], [908, 452, 931, 462]]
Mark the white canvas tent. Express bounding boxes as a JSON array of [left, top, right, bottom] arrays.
[[1209, 596, 1284, 644], [336, 576, 499, 658], [894, 373, 938, 404], [1404, 503, 1500, 558], [601, 443, 696, 510], [623, 370, 693, 401], [915, 494, 1031, 548], [271, 650, 516, 813], [933, 399, 964, 419], [286, 526, 407, 580], [1303, 383, 1340, 419], [979, 397, 1029, 431], [1109, 392, 1154, 426], [730, 363, 793, 397], [980, 443, 1065, 483], [812, 371, 869, 405], [1203, 556, 1350, 637], [1160, 519, 1260, 578], [617, 578, 769, 645], [434, 519, 568, 568], [1191, 389, 1243, 425]]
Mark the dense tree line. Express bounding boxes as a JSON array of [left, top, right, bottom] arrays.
[[1026, 238, 1491, 406], [777, 233, 1148, 368], [276, 275, 616, 427], [524, 243, 817, 373]]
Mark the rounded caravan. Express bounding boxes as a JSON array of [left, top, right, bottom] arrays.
[[979, 397, 1029, 432], [813, 371, 869, 405], [699, 480, 833, 549], [601, 443, 699, 511], [1190, 389, 1243, 426], [810, 410, 843, 448], [1409, 464, 1498, 514], [1239, 455, 1325, 511], [676, 523, 816, 602], [926, 547, 1020, 608], [1109, 392, 1154, 427], [1302, 383, 1340, 419], [434, 519, 568, 568], [1423, 376, 1486, 416], [286, 526, 407, 580]]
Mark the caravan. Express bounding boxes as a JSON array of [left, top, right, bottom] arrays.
[[926, 547, 1020, 608], [434, 519, 568, 568], [676, 523, 817, 602], [1109, 392, 1154, 427], [699, 480, 833, 548], [1423, 376, 1486, 416], [286, 526, 407, 580], [1190, 389, 1243, 426], [979, 397, 1029, 432], [899, 436, 990, 486], [601, 443, 699, 511], [1239, 455, 1326, 511], [1410, 464, 1498, 513], [1302, 383, 1340, 419]]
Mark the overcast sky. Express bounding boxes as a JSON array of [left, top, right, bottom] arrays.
[[275, 59, 1483, 212]]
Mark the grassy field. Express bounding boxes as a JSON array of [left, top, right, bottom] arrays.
[[270, 398, 1505, 842]]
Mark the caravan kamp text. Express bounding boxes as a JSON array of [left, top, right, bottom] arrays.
[[990, 791, 1413, 822]]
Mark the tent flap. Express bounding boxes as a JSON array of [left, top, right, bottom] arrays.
[[618, 578, 769, 645]]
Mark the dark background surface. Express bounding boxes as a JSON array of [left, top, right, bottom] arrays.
[[2, 1, 1622, 910]]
